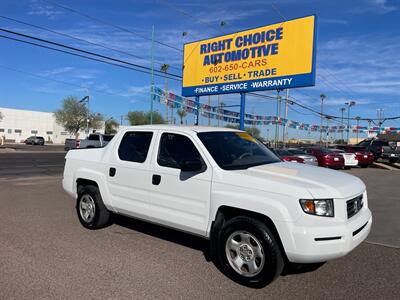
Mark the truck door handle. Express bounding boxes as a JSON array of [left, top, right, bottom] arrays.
[[109, 167, 116, 177], [152, 174, 161, 185]]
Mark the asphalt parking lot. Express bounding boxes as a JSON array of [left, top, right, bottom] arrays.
[[0, 152, 399, 299]]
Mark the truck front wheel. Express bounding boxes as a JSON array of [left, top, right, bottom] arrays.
[[215, 216, 284, 288], [76, 185, 111, 229]]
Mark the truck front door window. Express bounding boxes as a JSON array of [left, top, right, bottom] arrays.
[[158, 133, 202, 169]]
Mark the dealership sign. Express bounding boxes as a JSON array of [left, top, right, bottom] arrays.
[[182, 15, 317, 97]]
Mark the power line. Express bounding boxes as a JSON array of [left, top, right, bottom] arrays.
[[41, 0, 182, 52], [317, 74, 355, 100], [0, 64, 143, 99], [0, 28, 182, 80], [158, 0, 222, 33], [0, 15, 181, 71], [0, 33, 181, 82], [260, 3, 360, 101]]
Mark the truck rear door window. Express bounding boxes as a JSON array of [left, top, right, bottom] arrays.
[[118, 132, 153, 163]]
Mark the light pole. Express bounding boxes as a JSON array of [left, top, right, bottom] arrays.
[[79, 95, 90, 137], [377, 108, 384, 127], [319, 94, 326, 144], [355, 116, 361, 143], [345, 101, 356, 144], [326, 116, 332, 147], [149, 25, 155, 125], [340, 107, 346, 143]]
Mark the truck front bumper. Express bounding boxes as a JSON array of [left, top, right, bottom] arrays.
[[278, 208, 372, 263]]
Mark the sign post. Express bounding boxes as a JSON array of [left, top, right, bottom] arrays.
[[240, 92, 246, 130], [194, 95, 200, 125]]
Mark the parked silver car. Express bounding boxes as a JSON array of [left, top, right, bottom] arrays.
[[25, 136, 45, 146], [287, 148, 318, 166]]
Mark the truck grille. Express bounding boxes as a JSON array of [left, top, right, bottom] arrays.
[[347, 195, 363, 219]]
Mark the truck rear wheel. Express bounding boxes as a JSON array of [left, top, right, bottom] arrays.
[[76, 185, 111, 229], [215, 216, 284, 288]]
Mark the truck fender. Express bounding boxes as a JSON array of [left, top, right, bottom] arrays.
[[74, 167, 115, 211]]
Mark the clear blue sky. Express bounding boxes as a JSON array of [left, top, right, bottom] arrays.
[[0, 0, 399, 139]]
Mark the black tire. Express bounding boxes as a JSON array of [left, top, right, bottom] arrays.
[[389, 158, 398, 164], [360, 164, 368, 168], [76, 185, 111, 229], [214, 216, 284, 288]]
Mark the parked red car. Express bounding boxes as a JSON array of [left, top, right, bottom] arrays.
[[335, 145, 374, 168], [271, 149, 305, 163], [302, 147, 344, 169]]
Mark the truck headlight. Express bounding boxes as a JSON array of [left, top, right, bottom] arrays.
[[299, 199, 334, 217]]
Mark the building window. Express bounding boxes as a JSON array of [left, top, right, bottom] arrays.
[[31, 130, 38, 134], [46, 131, 53, 135], [15, 129, 22, 133], [60, 132, 68, 135], [7, 129, 12, 134], [0, 129, 4, 133]]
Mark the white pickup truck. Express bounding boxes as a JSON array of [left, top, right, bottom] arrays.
[[63, 125, 372, 288]]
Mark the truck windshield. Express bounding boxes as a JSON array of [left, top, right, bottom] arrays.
[[197, 131, 280, 170]]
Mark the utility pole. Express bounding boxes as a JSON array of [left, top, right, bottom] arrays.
[[282, 89, 289, 147], [275, 90, 282, 148], [340, 107, 346, 142], [319, 94, 326, 144], [120, 115, 123, 126], [149, 25, 155, 124], [345, 101, 356, 144]]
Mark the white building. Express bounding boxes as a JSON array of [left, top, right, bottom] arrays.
[[0, 107, 103, 144]]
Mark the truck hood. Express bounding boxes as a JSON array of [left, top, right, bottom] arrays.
[[231, 162, 365, 199]]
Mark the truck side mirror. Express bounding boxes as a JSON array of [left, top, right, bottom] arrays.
[[180, 158, 203, 172]]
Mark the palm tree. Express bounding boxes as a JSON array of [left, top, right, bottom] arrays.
[[160, 64, 170, 124], [177, 108, 187, 125]]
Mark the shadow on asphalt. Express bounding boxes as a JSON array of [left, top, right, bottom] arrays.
[[113, 214, 211, 260], [113, 214, 325, 277]]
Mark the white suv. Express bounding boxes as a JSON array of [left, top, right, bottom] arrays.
[[63, 125, 372, 288]]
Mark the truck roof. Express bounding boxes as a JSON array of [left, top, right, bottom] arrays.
[[120, 125, 241, 133]]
